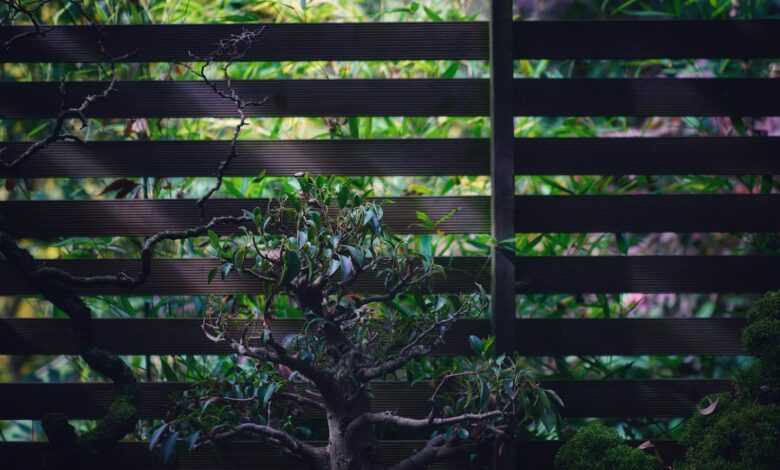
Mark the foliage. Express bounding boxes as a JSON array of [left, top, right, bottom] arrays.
[[554, 422, 657, 470], [144, 175, 557, 467], [676, 292, 780, 469]]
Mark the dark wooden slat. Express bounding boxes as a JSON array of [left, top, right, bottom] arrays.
[[0, 197, 490, 237], [0, 139, 491, 177], [4, 79, 780, 119], [0, 257, 489, 296], [3, 195, 776, 238], [514, 194, 780, 233], [513, 78, 780, 117], [515, 256, 780, 293], [0, 80, 489, 118], [0, 380, 729, 419], [0, 318, 746, 356], [3, 21, 779, 63], [1, 257, 777, 295], [0, 441, 464, 470], [514, 20, 780, 59], [5, 137, 780, 178], [0, 440, 686, 470], [515, 137, 780, 175], [0, 23, 487, 62]]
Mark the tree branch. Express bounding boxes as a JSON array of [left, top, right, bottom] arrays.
[[347, 410, 502, 436], [209, 422, 326, 467], [388, 435, 472, 470], [30, 214, 250, 287], [184, 27, 270, 213], [0, 230, 139, 457]]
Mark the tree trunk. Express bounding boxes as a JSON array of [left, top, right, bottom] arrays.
[[326, 390, 376, 470]]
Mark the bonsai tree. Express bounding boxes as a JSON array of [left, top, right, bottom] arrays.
[[145, 175, 559, 469]]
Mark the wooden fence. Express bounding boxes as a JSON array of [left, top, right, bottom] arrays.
[[2, 8, 780, 469]]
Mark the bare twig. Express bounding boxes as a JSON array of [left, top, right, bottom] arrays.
[[184, 27, 270, 213], [1, 0, 53, 53], [32, 214, 251, 288], [1, 0, 135, 170]]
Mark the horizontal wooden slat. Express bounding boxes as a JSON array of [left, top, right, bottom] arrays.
[[4, 137, 780, 178], [1, 257, 776, 295], [513, 78, 780, 117], [0, 22, 487, 62], [0, 80, 488, 118], [0, 197, 490, 237], [0, 257, 489, 296], [3, 195, 777, 238], [513, 20, 780, 59], [515, 256, 780, 293], [515, 194, 780, 233], [0, 139, 491, 177], [516, 136, 780, 175], [3, 79, 779, 118], [3, 21, 779, 62], [0, 379, 729, 420], [0, 318, 746, 356], [0, 440, 688, 470]]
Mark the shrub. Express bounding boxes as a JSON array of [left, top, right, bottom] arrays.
[[554, 423, 656, 470]]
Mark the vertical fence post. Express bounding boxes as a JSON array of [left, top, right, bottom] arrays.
[[490, 1, 517, 468], [489, 0, 516, 361]]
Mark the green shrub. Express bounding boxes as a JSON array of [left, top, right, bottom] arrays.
[[679, 394, 780, 470], [554, 423, 656, 470], [677, 291, 780, 469]]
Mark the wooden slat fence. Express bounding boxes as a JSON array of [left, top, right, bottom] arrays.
[[2, 13, 779, 469]]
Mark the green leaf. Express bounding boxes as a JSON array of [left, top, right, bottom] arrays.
[[348, 117, 360, 138], [423, 5, 442, 21], [148, 423, 168, 451], [162, 431, 178, 465], [343, 244, 364, 268], [280, 251, 301, 285], [339, 254, 354, 283], [207, 267, 219, 284], [186, 431, 200, 450], [207, 230, 220, 251], [442, 62, 459, 79], [263, 383, 277, 406], [468, 335, 484, 354]]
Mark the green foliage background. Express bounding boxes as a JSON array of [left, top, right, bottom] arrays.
[[2, 0, 780, 445]]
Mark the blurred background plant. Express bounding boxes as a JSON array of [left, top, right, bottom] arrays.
[[1, 0, 779, 445]]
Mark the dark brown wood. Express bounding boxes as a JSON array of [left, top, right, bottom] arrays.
[[0, 80, 488, 118], [0, 318, 746, 356], [1, 256, 777, 295], [0, 139, 491, 177], [513, 20, 780, 59], [515, 137, 780, 175], [515, 256, 780, 293], [0, 22, 487, 62], [6, 137, 780, 178], [0, 379, 729, 420], [514, 194, 780, 233], [0, 441, 464, 470], [3, 21, 779, 63], [5, 195, 777, 238], [4, 79, 780, 118], [0, 257, 490, 296], [0, 440, 686, 470], [489, 0, 516, 360], [512, 78, 780, 117], [0, 197, 491, 237]]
